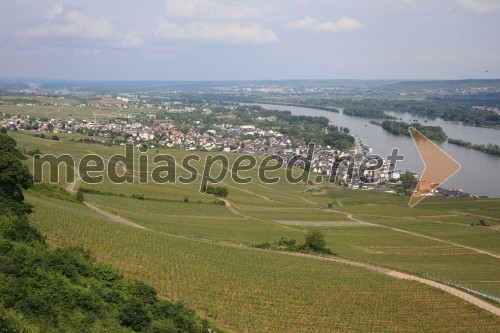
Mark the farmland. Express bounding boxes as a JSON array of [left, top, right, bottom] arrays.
[[7, 128, 500, 331]]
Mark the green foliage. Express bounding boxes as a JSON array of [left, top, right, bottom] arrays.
[[0, 215, 44, 244], [478, 219, 489, 227], [0, 135, 217, 333], [0, 223, 214, 332], [29, 183, 78, 203], [253, 242, 272, 249], [343, 108, 396, 119], [0, 302, 39, 333], [448, 138, 500, 157], [302, 230, 333, 254], [205, 186, 228, 198], [25, 148, 41, 157], [381, 121, 447, 141], [323, 130, 355, 150], [0, 134, 33, 216], [75, 188, 84, 203], [309, 97, 500, 128], [400, 171, 415, 190]]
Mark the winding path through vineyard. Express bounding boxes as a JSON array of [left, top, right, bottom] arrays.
[[84, 198, 500, 317], [62, 158, 499, 316]]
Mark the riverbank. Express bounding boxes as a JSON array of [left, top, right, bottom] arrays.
[[250, 103, 500, 197], [448, 139, 500, 157]]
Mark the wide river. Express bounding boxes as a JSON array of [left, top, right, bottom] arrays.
[[253, 103, 500, 197]]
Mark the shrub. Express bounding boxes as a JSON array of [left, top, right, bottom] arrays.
[[75, 189, 84, 203], [204, 185, 229, 197], [478, 219, 489, 227], [302, 230, 333, 254]]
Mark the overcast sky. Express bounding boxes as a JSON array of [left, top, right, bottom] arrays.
[[1, 0, 499, 81]]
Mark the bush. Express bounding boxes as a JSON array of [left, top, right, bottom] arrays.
[[204, 185, 229, 197], [253, 242, 272, 249], [302, 230, 333, 254], [75, 189, 84, 202], [26, 148, 41, 157], [278, 237, 296, 247], [478, 219, 489, 227], [0, 215, 44, 244]]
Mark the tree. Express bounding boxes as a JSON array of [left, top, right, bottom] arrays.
[[0, 134, 33, 215], [400, 171, 415, 189], [302, 230, 332, 254], [75, 188, 84, 202]]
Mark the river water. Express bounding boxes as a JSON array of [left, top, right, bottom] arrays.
[[254, 103, 500, 197]]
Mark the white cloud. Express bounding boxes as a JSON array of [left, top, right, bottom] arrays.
[[164, 0, 269, 21], [19, 7, 143, 48], [289, 17, 364, 33], [457, 0, 500, 13], [158, 0, 278, 44], [157, 20, 278, 44], [46, 3, 64, 20], [73, 48, 102, 56]]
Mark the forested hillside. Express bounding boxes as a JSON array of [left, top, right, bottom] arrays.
[[0, 133, 217, 333]]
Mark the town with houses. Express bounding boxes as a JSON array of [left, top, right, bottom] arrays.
[[0, 97, 408, 192]]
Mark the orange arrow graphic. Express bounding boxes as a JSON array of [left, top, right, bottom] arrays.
[[408, 127, 461, 207]]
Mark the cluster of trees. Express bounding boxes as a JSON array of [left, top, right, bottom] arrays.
[[203, 185, 229, 198], [448, 138, 500, 157], [395, 171, 416, 195], [238, 97, 500, 128], [0, 135, 33, 216], [339, 98, 500, 128], [343, 108, 396, 119], [255, 230, 334, 255], [322, 128, 355, 150], [0, 133, 218, 332], [380, 121, 448, 141], [33, 133, 59, 141]]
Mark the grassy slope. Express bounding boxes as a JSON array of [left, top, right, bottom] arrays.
[[8, 129, 500, 331], [26, 195, 500, 332]]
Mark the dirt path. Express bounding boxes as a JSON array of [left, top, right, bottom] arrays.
[[66, 167, 80, 193], [66, 157, 499, 315], [84, 202, 150, 230], [81, 198, 499, 316], [462, 213, 500, 222], [46, 105, 66, 115], [254, 181, 318, 205], [275, 251, 500, 316], [216, 197, 298, 230], [331, 211, 500, 260]]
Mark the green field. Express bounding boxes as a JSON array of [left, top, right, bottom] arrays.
[[7, 130, 500, 332]]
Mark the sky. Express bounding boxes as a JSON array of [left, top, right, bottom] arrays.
[[0, 0, 499, 81]]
